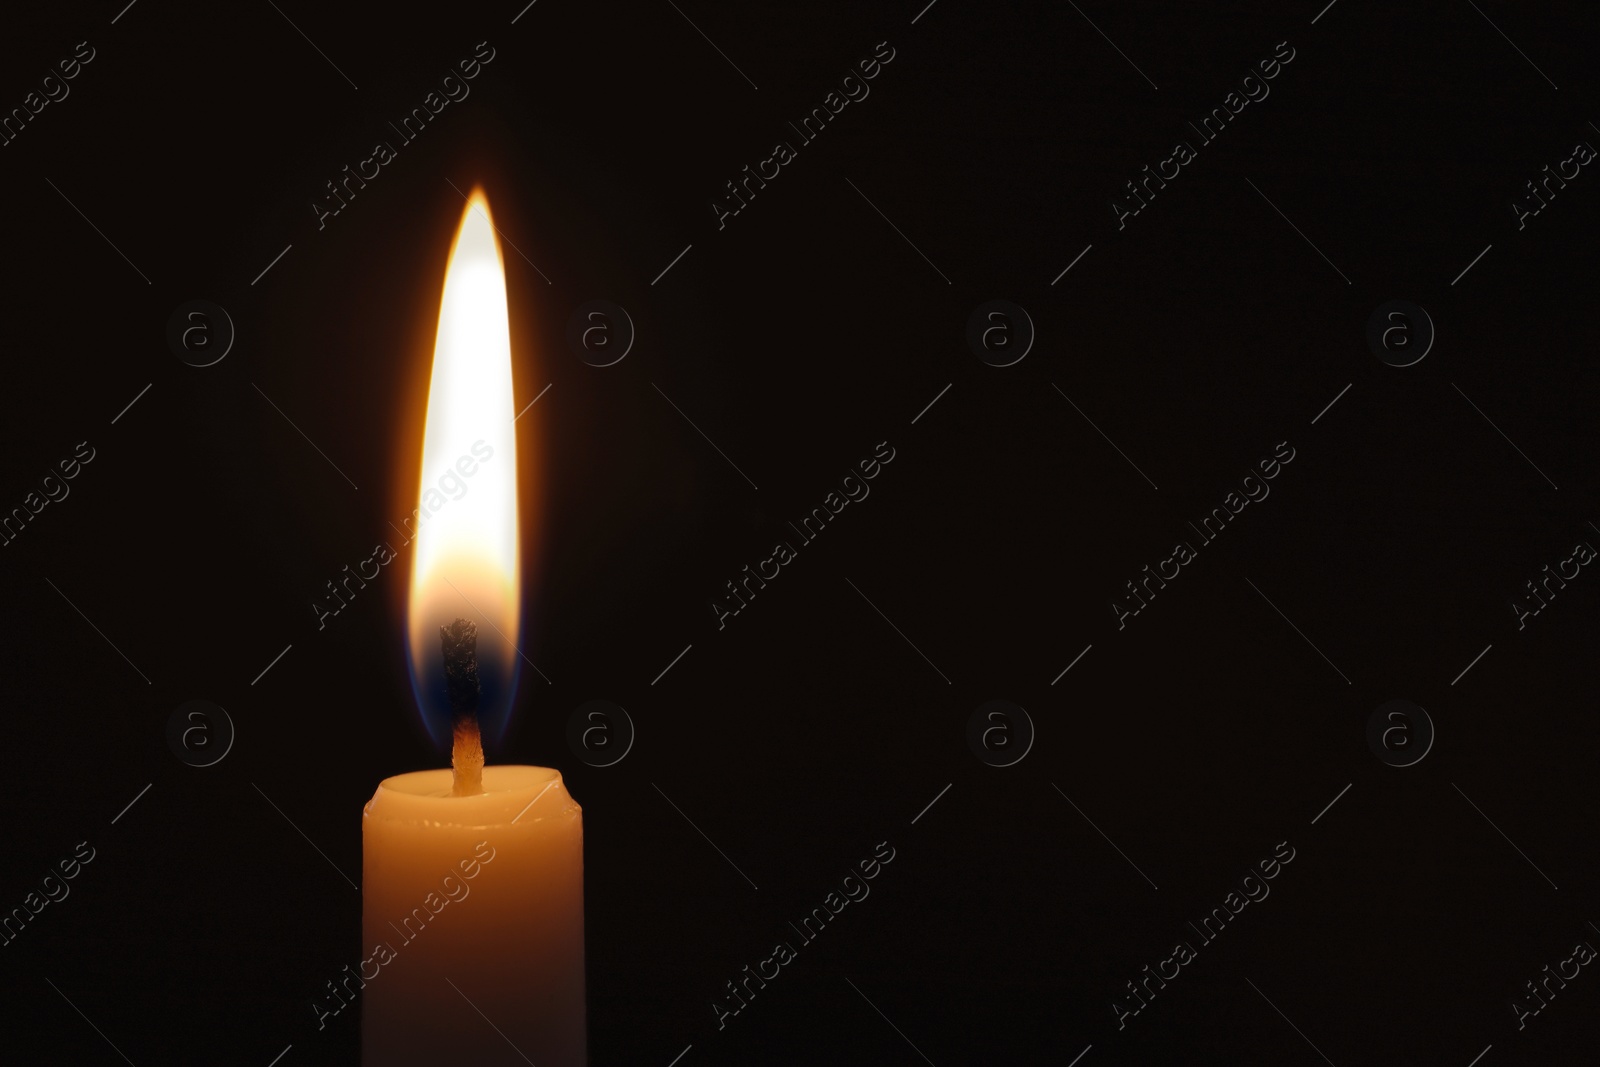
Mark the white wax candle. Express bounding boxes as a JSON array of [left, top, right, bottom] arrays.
[[361, 765, 585, 1065]]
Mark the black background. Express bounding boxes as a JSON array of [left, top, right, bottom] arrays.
[[2, 1, 1598, 1064]]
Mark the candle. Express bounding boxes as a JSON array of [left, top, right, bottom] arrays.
[[360, 189, 585, 1065], [362, 767, 585, 1065]]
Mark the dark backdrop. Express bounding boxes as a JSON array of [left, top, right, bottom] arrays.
[[2, 1, 1598, 1064]]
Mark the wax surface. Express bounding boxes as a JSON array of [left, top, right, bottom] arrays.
[[362, 765, 585, 1066]]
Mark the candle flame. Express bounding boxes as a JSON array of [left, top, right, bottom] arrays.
[[407, 188, 521, 746]]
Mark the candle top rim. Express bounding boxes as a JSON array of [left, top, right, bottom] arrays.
[[364, 765, 578, 828]]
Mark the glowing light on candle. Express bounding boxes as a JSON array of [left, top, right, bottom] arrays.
[[407, 188, 521, 745]]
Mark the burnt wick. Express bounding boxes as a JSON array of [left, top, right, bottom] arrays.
[[440, 617, 484, 797]]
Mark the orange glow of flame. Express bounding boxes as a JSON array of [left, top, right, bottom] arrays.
[[406, 189, 521, 742]]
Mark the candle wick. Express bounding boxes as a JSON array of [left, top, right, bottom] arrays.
[[440, 618, 485, 796]]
